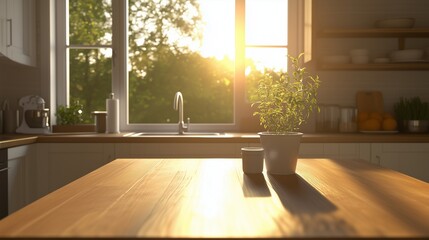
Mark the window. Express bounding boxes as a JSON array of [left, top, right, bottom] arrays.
[[127, 0, 235, 125], [63, 0, 113, 122], [58, 0, 297, 132]]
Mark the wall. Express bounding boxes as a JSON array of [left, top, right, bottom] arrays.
[[0, 58, 41, 116], [312, 0, 429, 112]]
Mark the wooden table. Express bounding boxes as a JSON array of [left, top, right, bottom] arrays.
[[0, 158, 428, 238]]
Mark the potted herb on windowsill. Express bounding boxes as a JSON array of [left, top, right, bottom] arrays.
[[251, 53, 320, 175], [394, 97, 429, 133], [52, 100, 95, 133]]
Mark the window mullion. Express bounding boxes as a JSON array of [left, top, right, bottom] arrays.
[[56, 0, 68, 111], [67, 44, 113, 49], [112, 0, 128, 129], [235, 0, 246, 130]]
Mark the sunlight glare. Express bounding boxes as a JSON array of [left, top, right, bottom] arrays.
[[198, 0, 235, 60], [199, 0, 288, 70]]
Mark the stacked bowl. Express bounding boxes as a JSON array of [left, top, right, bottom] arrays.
[[350, 49, 369, 64]]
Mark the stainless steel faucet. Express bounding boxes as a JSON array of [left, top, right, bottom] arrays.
[[173, 92, 189, 134]]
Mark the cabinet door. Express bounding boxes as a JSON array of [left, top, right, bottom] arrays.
[[7, 154, 25, 214], [371, 143, 429, 183], [115, 143, 244, 158], [0, 0, 6, 55], [7, 144, 36, 214], [299, 143, 371, 161], [5, 0, 36, 66], [37, 143, 115, 193]]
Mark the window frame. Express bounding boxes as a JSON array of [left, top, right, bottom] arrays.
[[56, 0, 302, 132]]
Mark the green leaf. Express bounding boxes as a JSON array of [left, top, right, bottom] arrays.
[[250, 53, 321, 133]]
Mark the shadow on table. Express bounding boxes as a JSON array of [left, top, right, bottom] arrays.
[[242, 173, 271, 197], [268, 174, 357, 235], [268, 174, 336, 214]]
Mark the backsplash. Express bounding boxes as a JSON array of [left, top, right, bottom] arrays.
[[0, 59, 41, 112]]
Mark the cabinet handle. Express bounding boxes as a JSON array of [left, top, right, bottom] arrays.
[[6, 19, 12, 47]]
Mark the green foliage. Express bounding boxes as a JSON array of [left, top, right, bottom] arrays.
[[394, 97, 429, 121], [129, 52, 234, 123], [251, 54, 320, 133], [55, 101, 85, 125], [69, 0, 113, 123]]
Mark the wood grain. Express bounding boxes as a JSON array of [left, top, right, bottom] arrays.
[[0, 158, 428, 238]]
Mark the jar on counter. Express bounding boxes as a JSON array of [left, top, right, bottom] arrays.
[[316, 104, 340, 133], [339, 107, 358, 133]]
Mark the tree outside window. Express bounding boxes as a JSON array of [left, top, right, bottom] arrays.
[[67, 0, 288, 126]]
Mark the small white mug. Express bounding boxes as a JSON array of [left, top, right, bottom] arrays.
[[241, 147, 264, 174]]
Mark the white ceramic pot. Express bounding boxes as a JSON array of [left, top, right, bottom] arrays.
[[258, 132, 303, 175]]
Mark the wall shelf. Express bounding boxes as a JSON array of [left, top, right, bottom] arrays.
[[315, 28, 429, 70], [318, 62, 429, 71], [318, 28, 429, 38]]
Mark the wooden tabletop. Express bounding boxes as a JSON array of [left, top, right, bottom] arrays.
[[0, 158, 428, 238]]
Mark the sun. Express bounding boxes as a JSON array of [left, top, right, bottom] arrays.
[[198, 0, 288, 71]]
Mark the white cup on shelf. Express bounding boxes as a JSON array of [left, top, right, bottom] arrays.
[[351, 55, 370, 64], [350, 48, 370, 64]]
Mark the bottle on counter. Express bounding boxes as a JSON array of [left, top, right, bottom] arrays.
[[106, 93, 120, 133]]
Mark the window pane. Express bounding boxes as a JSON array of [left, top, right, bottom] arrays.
[[245, 47, 288, 102], [69, 48, 112, 122], [128, 0, 234, 124], [246, 47, 288, 72], [245, 0, 288, 46], [69, 0, 112, 45]]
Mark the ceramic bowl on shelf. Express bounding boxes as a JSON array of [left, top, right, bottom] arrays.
[[390, 49, 424, 62], [351, 55, 369, 64], [375, 18, 415, 28], [350, 48, 369, 56]]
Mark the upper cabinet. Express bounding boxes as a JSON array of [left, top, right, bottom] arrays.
[[0, 0, 36, 67]]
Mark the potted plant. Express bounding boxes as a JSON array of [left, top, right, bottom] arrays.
[[394, 97, 429, 133], [251, 53, 320, 175], [53, 100, 95, 133]]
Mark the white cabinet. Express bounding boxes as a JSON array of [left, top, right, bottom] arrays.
[[7, 144, 36, 214], [114, 142, 372, 162], [371, 143, 429, 183], [0, 0, 36, 66], [115, 143, 247, 158], [0, 0, 6, 55], [37, 143, 115, 194], [299, 143, 371, 161]]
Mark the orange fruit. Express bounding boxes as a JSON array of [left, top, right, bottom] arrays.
[[360, 118, 381, 131], [357, 111, 369, 123], [382, 118, 397, 131], [383, 112, 394, 119], [369, 112, 383, 122]]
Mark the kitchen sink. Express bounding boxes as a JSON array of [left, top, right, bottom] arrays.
[[126, 132, 224, 137]]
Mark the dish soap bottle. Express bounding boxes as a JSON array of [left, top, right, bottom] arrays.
[[106, 93, 120, 133]]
